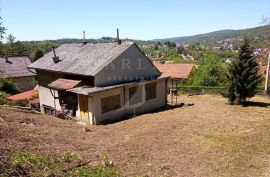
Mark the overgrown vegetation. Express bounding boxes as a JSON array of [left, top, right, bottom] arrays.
[[187, 53, 227, 87], [0, 151, 122, 177], [0, 78, 21, 105], [0, 78, 20, 95]]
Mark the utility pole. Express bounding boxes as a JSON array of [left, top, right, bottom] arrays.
[[264, 51, 270, 95]]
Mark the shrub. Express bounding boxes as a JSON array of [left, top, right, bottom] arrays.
[[188, 54, 227, 87], [7, 151, 123, 177], [0, 91, 9, 105], [0, 77, 20, 94]]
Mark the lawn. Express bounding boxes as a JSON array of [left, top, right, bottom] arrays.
[[1, 95, 270, 176]]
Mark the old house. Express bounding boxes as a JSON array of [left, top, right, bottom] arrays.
[[0, 56, 36, 91], [29, 41, 168, 125]]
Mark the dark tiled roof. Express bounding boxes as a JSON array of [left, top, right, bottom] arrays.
[[29, 42, 134, 76], [154, 63, 195, 79], [0, 57, 35, 78]]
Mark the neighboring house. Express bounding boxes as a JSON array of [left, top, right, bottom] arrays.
[[153, 62, 195, 81], [7, 88, 40, 109], [29, 42, 168, 125], [0, 57, 36, 92]]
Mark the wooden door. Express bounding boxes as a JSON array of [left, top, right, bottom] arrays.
[[79, 95, 88, 122]]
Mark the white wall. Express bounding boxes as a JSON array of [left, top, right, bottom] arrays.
[[94, 44, 160, 87], [88, 78, 167, 124], [38, 86, 61, 113]]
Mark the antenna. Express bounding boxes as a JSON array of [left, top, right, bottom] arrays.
[[116, 28, 121, 45], [82, 31, 87, 45], [52, 47, 60, 63]]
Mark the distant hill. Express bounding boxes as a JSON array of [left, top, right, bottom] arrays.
[[22, 37, 153, 46], [155, 25, 270, 45]]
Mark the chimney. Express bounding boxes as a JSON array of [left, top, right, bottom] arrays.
[[52, 47, 60, 63], [116, 28, 121, 45], [82, 31, 87, 45]]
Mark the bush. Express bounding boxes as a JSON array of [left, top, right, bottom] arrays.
[[0, 91, 9, 105], [188, 53, 227, 87], [7, 100, 29, 107], [0, 77, 20, 94]]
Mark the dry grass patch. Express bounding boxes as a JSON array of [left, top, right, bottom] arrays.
[[1, 95, 270, 176]]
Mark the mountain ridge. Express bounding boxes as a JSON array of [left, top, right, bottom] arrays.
[[154, 25, 270, 44]]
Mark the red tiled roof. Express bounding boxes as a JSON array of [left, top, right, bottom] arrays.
[[154, 63, 195, 79], [7, 89, 36, 101]]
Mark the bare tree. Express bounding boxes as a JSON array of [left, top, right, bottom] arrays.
[[261, 16, 270, 25], [6, 34, 16, 44]]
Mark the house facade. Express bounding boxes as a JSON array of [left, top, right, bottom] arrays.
[[29, 42, 168, 124], [0, 57, 36, 92]]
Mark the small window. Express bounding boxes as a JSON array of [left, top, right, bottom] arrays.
[[145, 82, 157, 100], [43, 105, 55, 116], [101, 94, 121, 113], [129, 86, 142, 105]]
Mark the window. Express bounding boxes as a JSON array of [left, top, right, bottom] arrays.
[[129, 86, 142, 105], [145, 82, 157, 100], [43, 105, 55, 116], [101, 94, 121, 113]]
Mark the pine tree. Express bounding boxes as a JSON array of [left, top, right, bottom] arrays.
[[0, 15, 6, 40], [225, 37, 262, 105], [4, 34, 28, 57]]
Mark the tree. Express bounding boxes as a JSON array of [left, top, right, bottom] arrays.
[[225, 37, 262, 105], [0, 13, 6, 40], [0, 77, 20, 94], [188, 53, 227, 86], [14, 41, 28, 56], [4, 34, 28, 57], [6, 34, 16, 43], [31, 48, 44, 61]]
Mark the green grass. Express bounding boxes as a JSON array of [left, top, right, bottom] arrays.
[[4, 151, 123, 177]]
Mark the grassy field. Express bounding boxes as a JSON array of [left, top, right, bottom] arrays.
[[1, 95, 270, 176]]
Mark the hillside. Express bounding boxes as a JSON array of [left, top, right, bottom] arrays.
[[2, 95, 270, 176], [155, 25, 270, 45]]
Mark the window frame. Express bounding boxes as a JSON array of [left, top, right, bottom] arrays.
[[145, 82, 157, 101], [129, 86, 143, 105], [101, 94, 121, 113]]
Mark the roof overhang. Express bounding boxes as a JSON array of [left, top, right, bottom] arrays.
[[48, 78, 82, 90], [68, 75, 169, 95]]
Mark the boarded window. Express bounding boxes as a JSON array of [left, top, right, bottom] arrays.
[[101, 94, 121, 113], [129, 86, 142, 105], [145, 82, 157, 100]]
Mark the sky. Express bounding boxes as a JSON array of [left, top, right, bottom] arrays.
[[1, 0, 270, 41]]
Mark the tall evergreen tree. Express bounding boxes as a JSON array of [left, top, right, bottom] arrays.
[[225, 37, 262, 105], [4, 34, 28, 57]]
